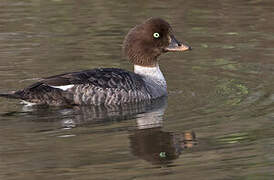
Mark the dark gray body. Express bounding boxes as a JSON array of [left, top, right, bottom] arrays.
[[1, 68, 165, 106]]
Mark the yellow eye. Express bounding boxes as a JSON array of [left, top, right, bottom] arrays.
[[153, 32, 160, 38]]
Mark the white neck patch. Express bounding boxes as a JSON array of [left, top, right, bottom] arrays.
[[134, 64, 166, 88]]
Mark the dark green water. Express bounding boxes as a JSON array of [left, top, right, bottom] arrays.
[[0, 0, 274, 179]]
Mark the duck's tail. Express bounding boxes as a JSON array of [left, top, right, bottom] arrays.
[[0, 91, 21, 99]]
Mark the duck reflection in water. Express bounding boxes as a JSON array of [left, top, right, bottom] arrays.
[[59, 96, 170, 126], [128, 98, 197, 166], [72, 97, 197, 165], [62, 97, 197, 166], [11, 97, 197, 166], [130, 129, 196, 165], [18, 97, 168, 125]]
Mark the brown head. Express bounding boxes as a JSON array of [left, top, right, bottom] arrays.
[[123, 18, 191, 67]]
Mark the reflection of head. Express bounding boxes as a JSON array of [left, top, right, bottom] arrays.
[[129, 128, 197, 165]]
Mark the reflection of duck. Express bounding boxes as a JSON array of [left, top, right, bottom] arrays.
[[18, 96, 168, 127], [127, 97, 197, 165], [63, 96, 168, 126], [129, 129, 196, 165], [0, 18, 191, 106], [3, 94, 196, 166], [59, 96, 197, 165]]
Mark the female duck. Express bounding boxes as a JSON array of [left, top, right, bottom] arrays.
[[0, 18, 191, 106]]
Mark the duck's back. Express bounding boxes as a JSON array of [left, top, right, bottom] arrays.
[[12, 68, 152, 106]]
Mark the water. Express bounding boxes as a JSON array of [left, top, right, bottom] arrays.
[[0, 0, 274, 179]]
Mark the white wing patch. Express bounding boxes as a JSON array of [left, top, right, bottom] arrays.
[[20, 100, 37, 106], [51, 85, 74, 91]]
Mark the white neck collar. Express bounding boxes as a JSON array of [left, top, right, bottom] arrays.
[[134, 64, 166, 88]]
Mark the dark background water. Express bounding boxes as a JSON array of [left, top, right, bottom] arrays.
[[1, 0, 274, 179]]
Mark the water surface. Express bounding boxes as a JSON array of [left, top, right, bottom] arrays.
[[1, 0, 274, 179]]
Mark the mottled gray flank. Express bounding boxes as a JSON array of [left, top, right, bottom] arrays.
[[70, 74, 167, 106], [70, 82, 151, 106]]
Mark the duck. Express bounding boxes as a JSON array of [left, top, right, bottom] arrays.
[[0, 18, 191, 106]]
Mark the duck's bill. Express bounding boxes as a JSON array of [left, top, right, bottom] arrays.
[[165, 35, 192, 52]]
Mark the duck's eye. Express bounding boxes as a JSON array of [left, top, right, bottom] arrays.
[[153, 32, 160, 39]]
